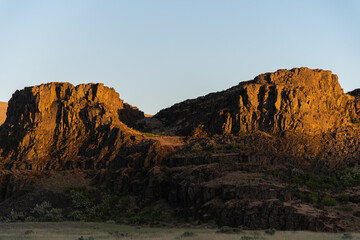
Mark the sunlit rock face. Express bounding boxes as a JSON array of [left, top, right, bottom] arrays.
[[0, 82, 144, 170], [0, 102, 7, 126], [155, 67, 358, 136]]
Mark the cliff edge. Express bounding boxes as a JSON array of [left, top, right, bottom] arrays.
[[0, 102, 7, 125], [0, 82, 145, 170], [155, 67, 359, 136]]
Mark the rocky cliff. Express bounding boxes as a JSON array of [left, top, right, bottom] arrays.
[[155, 67, 359, 136], [0, 82, 145, 170], [0, 70, 360, 232], [0, 102, 7, 126]]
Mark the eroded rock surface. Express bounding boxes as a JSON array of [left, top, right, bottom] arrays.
[[0, 82, 145, 170], [0, 69, 359, 232], [155, 68, 359, 136], [0, 102, 7, 126]]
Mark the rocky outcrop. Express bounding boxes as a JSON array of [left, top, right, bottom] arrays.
[[0, 82, 145, 170], [0, 102, 7, 126], [0, 69, 359, 232], [108, 162, 343, 231], [155, 68, 359, 136], [348, 89, 360, 119]]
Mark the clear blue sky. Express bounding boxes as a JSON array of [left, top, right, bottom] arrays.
[[0, 0, 359, 114]]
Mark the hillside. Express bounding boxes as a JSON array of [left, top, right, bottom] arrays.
[[0, 69, 360, 231], [155, 67, 359, 136], [152, 68, 360, 170]]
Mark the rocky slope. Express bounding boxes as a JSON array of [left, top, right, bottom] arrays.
[[155, 67, 359, 136], [0, 82, 145, 170]]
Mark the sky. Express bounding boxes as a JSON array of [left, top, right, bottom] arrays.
[[0, 0, 359, 114]]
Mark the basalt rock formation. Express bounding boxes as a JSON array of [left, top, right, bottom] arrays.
[[155, 67, 360, 136], [153, 68, 360, 170], [0, 82, 145, 170], [0, 69, 360, 232], [0, 102, 7, 126]]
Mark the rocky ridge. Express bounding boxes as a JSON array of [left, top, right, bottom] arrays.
[[0, 69, 360, 232], [0, 82, 145, 170], [155, 67, 359, 136]]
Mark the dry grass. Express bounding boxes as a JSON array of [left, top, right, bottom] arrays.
[[148, 136, 185, 146], [0, 222, 358, 240]]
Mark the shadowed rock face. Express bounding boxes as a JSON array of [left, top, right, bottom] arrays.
[[155, 67, 359, 136], [0, 82, 145, 170]]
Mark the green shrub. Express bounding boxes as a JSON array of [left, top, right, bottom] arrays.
[[291, 168, 305, 185], [24, 230, 33, 235], [338, 166, 360, 187], [126, 208, 162, 225], [295, 192, 307, 199], [7, 209, 25, 222], [86, 194, 119, 221], [321, 195, 338, 206], [67, 187, 161, 224], [191, 143, 203, 153], [68, 186, 124, 222], [267, 170, 289, 182], [241, 236, 258, 240], [264, 228, 276, 235], [77, 237, 95, 240], [118, 198, 131, 212], [304, 174, 340, 190], [27, 201, 63, 222], [342, 205, 353, 212], [68, 187, 100, 210], [204, 140, 217, 151], [24, 216, 36, 222], [225, 143, 245, 153], [216, 226, 244, 234], [69, 210, 86, 221], [269, 168, 343, 190], [342, 233, 353, 239], [338, 194, 350, 202], [181, 231, 195, 237], [291, 168, 304, 177], [268, 165, 360, 189], [308, 192, 318, 205]]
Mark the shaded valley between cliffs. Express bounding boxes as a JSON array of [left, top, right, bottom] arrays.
[[0, 68, 360, 232]]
